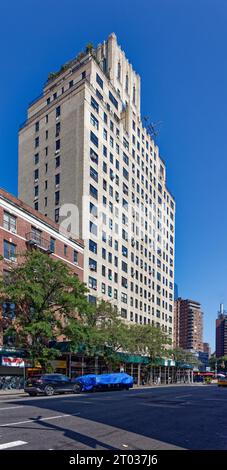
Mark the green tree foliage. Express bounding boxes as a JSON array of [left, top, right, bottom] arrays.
[[128, 323, 172, 364], [0, 250, 89, 370], [171, 347, 201, 367], [0, 251, 174, 371]]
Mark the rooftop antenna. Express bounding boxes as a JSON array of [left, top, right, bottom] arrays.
[[143, 116, 162, 139]]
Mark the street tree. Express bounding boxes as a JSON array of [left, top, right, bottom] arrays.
[[0, 250, 89, 371]]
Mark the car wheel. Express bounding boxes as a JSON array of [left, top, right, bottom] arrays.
[[44, 385, 55, 396], [73, 383, 82, 393]]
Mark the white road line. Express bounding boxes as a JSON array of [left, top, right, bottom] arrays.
[[0, 406, 24, 411], [175, 395, 192, 398], [0, 440, 27, 450], [0, 412, 80, 427]]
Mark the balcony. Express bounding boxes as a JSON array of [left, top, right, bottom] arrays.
[[25, 232, 53, 254]]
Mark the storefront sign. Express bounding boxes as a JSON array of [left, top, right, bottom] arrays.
[[2, 357, 25, 368], [50, 360, 67, 369]]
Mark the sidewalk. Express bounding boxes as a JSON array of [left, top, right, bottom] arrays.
[[0, 389, 26, 397]]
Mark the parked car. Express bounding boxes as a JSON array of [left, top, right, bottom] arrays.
[[218, 377, 227, 387], [24, 373, 78, 396], [72, 372, 134, 393]]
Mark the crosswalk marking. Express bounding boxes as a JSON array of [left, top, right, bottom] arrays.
[[0, 406, 24, 411], [0, 440, 27, 450], [0, 412, 80, 427]]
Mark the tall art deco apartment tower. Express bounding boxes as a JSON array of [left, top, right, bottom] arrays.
[[19, 33, 175, 339]]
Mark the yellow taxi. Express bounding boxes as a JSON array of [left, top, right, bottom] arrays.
[[217, 376, 227, 387]]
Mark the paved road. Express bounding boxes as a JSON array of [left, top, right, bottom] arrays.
[[0, 384, 226, 450]]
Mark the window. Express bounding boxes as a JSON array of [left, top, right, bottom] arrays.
[[50, 238, 55, 253], [74, 251, 78, 264], [123, 153, 129, 166], [90, 221, 97, 236], [90, 113, 99, 130], [90, 166, 98, 183], [90, 131, 98, 148], [45, 115, 48, 123], [91, 96, 99, 113], [89, 258, 97, 272], [123, 137, 129, 150], [90, 202, 98, 218], [125, 74, 129, 92], [103, 112, 107, 124], [35, 137, 39, 148], [3, 212, 16, 233], [90, 184, 98, 200], [89, 239, 97, 254], [96, 89, 103, 101], [56, 122, 61, 137], [122, 261, 128, 273], [45, 146, 48, 156], [122, 246, 128, 257], [109, 91, 118, 109], [101, 283, 106, 294], [56, 140, 61, 151], [123, 168, 129, 181], [34, 185, 39, 197], [55, 174, 60, 187], [55, 156, 60, 168], [34, 153, 39, 165], [121, 308, 127, 319], [4, 240, 16, 261], [34, 169, 39, 181], [45, 180, 48, 190], [96, 73, 103, 89], [44, 197, 47, 207], [117, 61, 121, 80], [55, 191, 60, 205], [35, 121, 39, 132], [45, 130, 48, 140], [89, 276, 97, 290], [56, 106, 61, 118], [69, 80, 73, 88], [55, 208, 59, 223], [90, 148, 98, 164], [103, 145, 107, 157], [133, 85, 136, 104], [121, 292, 127, 304]]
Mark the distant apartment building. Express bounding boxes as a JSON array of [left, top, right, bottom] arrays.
[[174, 298, 203, 351], [203, 342, 211, 357], [216, 303, 227, 357], [18, 33, 175, 337], [0, 188, 84, 346]]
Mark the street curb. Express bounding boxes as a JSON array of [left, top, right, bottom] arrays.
[[0, 392, 27, 397]]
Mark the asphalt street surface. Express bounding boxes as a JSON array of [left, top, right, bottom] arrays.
[[0, 384, 226, 450]]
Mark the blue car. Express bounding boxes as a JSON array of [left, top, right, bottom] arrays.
[[72, 372, 133, 393]]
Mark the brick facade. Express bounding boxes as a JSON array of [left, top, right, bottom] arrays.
[[0, 187, 84, 346]]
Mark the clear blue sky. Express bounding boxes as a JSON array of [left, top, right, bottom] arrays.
[[1, 0, 227, 351]]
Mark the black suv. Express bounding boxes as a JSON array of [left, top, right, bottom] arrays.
[[24, 373, 78, 396]]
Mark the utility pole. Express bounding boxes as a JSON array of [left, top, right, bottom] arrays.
[[215, 361, 218, 378]]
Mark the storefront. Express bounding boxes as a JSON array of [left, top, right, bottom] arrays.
[[0, 347, 27, 390]]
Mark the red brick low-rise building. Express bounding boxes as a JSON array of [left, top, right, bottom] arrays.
[[0, 187, 84, 350]]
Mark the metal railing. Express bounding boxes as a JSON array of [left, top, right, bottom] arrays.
[[25, 232, 53, 253]]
